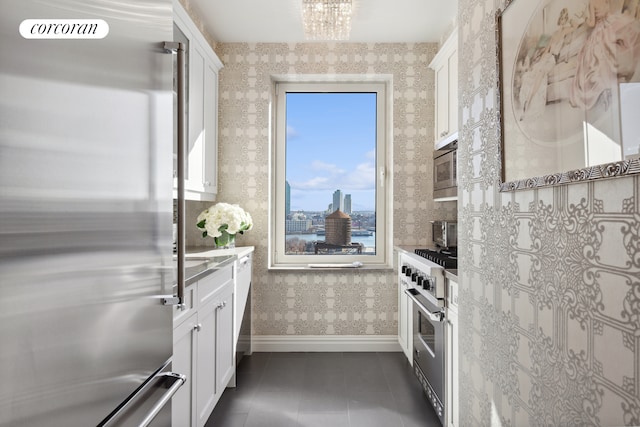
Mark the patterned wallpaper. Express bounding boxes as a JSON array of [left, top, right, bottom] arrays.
[[458, 0, 640, 425], [193, 42, 458, 336]]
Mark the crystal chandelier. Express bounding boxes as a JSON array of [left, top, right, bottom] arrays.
[[302, 0, 352, 41]]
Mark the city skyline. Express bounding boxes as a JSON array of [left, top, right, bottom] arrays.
[[286, 183, 366, 216], [285, 92, 377, 212]]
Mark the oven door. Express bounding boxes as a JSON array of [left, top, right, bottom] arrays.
[[405, 288, 445, 424]]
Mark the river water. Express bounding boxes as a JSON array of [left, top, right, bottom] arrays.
[[286, 232, 376, 249]]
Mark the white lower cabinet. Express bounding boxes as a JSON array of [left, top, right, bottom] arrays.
[[214, 284, 235, 396], [172, 264, 234, 427], [172, 311, 197, 427], [234, 253, 252, 353], [398, 257, 413, 364], [446, 277, 459, 427]]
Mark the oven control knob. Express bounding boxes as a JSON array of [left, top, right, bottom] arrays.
[[405, 267, 412, 277], [411, 272, 418, 282], [401, 265, 407, 274], [416, 276, 424, 288], [424, 277, 433, 291]]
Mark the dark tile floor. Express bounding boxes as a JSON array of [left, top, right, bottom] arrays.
[[206, 352, 442, 427]]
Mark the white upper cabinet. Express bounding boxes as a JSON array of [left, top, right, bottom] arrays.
[[174, 1, 223, 201], [430, 28, 458, 149]]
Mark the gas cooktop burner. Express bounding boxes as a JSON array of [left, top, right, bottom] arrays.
[[414, 248, 457, 269]]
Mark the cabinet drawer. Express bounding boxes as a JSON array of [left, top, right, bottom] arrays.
[[199, 265, 233, 306], [447, 279, 458, 312], [236, 253, 252, 274], [174, 283, 197, 326]]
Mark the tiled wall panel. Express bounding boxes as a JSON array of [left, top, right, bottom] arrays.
[[458, 0, 640, 424]]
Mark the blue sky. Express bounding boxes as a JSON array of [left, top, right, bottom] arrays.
[[286, 92, 377, 212]]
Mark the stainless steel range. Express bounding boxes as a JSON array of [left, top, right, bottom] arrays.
[[400, 251, 448, 424], [415, 247, 458, 269]]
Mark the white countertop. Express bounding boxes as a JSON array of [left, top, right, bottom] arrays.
[[186, 245, 255, 259], [174, 246, 255, 285]]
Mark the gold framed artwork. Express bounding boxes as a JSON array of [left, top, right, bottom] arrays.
[[497, 0, 640, 190]]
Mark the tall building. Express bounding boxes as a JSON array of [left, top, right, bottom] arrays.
[[332, 189, 343, 212], [344, 194, 352, 215], [285, 180, 291, 218]]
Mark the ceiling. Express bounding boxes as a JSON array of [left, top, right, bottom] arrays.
[[189, 0, 458, 44]]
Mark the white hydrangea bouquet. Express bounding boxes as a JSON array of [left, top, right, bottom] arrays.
[[196, 203, 253, 248]]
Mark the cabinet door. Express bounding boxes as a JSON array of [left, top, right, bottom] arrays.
[[215, 284, 235, 395], [186, 43, 205, 193], [173, 313, 198, 427], [234, 254, 252, 346], [202, 61, 218, 195], [196, 298, 218, 427], [431, 29, 458, 147], [435, 61, 449, 141], [398, 278, 413, 363], [447, 47, 458, 138], [174, 1, 222, 202]]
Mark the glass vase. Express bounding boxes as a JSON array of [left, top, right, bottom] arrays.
[[214, 231, 235, 249]]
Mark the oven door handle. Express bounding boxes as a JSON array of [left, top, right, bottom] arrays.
[[404, 289, 444, 322]]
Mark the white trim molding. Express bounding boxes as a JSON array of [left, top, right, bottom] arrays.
[[269, 78, 394, 270], [251, 335, 401, 352]]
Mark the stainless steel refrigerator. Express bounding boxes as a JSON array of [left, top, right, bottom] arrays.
[[0, 0, 182, 425]]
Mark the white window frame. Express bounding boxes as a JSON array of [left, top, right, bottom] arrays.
[[269, 76, 393, 270]]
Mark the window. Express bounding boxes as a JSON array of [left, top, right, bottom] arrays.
[[269, 78, 392, 269]]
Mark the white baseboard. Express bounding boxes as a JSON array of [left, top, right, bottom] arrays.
[[251, 335, 401, 352]]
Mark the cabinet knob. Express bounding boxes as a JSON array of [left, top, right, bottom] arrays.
[[194, 323, 202, 332], [217, 301, 226, 310]]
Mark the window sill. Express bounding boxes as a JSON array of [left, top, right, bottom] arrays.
[[268, 263, 393, 272]]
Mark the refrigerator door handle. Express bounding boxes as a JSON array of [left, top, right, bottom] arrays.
[[164, 40, 186, 307], [99, 371, 186, 427], [139, 372, 187, 427], [161, 295, 180, 306]]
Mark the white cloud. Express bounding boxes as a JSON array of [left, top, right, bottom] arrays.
[[344, 162, 376, 190], [290, 160, 374, 192], [287, 125, 299, 139], [310, 160, 345, 175], [293, 176, 332, 190]]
